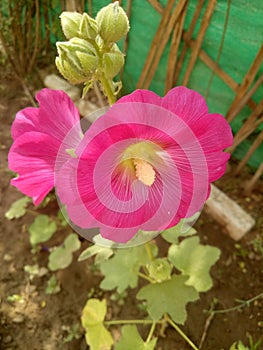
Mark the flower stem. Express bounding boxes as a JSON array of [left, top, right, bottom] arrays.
[[165, 314, 199, 350], [105, 319, 163, 326], [144, 241, 154, 261], [137, 271, 155, 283], [146, 321, 156, 343], [99, 75, 116, 105]]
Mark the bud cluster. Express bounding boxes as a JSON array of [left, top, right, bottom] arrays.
[[55, 1, 129, 97]]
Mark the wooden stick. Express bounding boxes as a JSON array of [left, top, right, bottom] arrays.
[[205, 0, 231, 99], [143, 0, 188, 89], [182, 0, 217, 86], [244, 162, 263, 194], [227, 73, 263, 123], [235, 129, 263, 174], [165, 2, 188, 93], [228, 98, 263, 153], [183, 34, 257, 110], [226, 44, 263, 121], [137, 0, 176, 89], [147, 0, 164, 15], [173, 0, 206, 84]]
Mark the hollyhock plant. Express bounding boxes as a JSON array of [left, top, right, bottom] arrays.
[[8, 88, 82, 205], [55, 86, 233, 243]]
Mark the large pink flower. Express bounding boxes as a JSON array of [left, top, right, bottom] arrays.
[[8, 88, 82, 205], [56, 87, 233, 243]]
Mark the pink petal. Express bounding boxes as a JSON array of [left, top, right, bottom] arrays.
[[9, 89, 82, 205], [117, 89, 162, 105], [161, 86, 209, 124], [8, 132, 59, 205], [11, 107, 40, 140]]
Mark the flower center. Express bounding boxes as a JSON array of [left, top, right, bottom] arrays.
[[133, 159, 155, 186], [121, 141, 158, 187]]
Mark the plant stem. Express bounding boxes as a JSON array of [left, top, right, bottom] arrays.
[[211, 292, 263, 315], [146, 321, 156, 343], [137, 271, 155, 283], [144, 241, 154, 261], [99, 75, 116, 105], [105, 319, 163, 326], [165, 314, 199, 350]]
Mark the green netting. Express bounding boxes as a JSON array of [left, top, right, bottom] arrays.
[[3, 0, 262, 169]]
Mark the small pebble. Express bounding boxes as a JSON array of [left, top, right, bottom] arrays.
[[13, 315, 25, 323], [3, 254, 13, 262]]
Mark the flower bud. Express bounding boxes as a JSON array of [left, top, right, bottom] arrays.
[[102, 44, 124, 79], [96, 1, 129, 43], [60, 12, 82, 39], [79, 13, 98, 40], [55, 38, 98, 84]]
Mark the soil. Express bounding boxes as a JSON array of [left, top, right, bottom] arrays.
[[0, 73, 263, 350]]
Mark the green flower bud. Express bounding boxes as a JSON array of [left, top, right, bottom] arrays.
[[102, 44, 124, 79], [79, 13, 98, 40], [60, 12, 82, 39], [96, 1, 130, 43], [55, 38, 98, 84]]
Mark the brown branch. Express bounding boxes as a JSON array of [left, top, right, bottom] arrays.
[[183, 34, 257, 110], [28, 0, 40, 73], [228, 98, 263, 153], [244, 162, 263, 194], [147, 0, 164, 15], [182, 0, 217, 86], [226, 44, 263, 121], [142, 0, 188, 90], [173, 0, 205, 84], [165, 1, 188, 93], [136, 0, 176, 89], [235, 129, 263, 174], [227, 73, 263, 123]]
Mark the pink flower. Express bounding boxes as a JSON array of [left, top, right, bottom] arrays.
[[56, 87, 233, 243], [8, 88, 82, 205]]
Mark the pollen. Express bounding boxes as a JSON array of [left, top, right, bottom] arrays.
[[133, 159, 156, 186]]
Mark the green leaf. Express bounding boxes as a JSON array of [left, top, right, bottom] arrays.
[[48, 234, 80, 271], [78, 244, 114, 264], [64, 233, 81, 252], [100, 244, 157, 294], [147, 258, 172, 283], [5, 196, 31, 219], [48, 246, 73, 271], [115, 325, 157, 350], [81, 299, 113, 350], [229, 341, 249, 350], [29, 215, 57, 246], [161, 217, 197, 244], [45, 275, 61, 295], [137, 275, 199, 324], [168, 236, 220, 292]]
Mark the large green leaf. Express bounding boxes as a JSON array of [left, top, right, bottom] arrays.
[[5, 196, 31, 220], [100, 244, 157, 293], [81, 299, 113, 350], [137, 275, 199, 324], [161, 216, 197, 244], [48, 233, 80, 271], [168, 236, 220, 292], [29, 215, 57, 246], [115, 325, 157, 350]]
